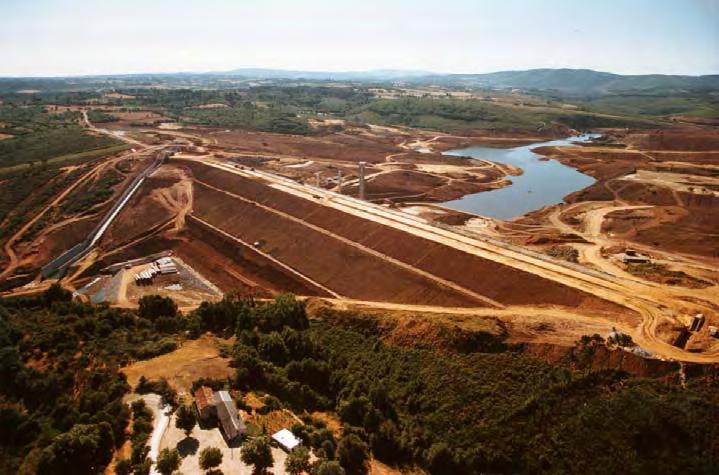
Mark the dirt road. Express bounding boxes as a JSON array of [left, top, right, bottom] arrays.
[[0, 147, 154, 279], [179, 156, 719, 363]]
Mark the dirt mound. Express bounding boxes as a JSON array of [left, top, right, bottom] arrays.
[[101, 166, 190, 248]]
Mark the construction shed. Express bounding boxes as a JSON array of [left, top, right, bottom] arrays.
[[272, 428, 302, 451], [622, 249, 651, 264], [156, 256, 178, 274], [194, 386, 216, 420], [215, 391, 246, 442]]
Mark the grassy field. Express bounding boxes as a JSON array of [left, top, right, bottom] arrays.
[[0, 127, 124, 170], [121, 334, 234, 391], [346, 97, 660, 132]]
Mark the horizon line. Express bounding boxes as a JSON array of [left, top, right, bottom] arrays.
[[1, 66, 718, 80]]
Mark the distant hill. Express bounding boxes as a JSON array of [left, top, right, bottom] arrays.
[[219, 68, 432, 81], [421, 68, 719, 96], [218, 67, 719, 96], [1, 68, 717, 97]]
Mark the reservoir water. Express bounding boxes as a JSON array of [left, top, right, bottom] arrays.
[[442, 134, 598, 220]]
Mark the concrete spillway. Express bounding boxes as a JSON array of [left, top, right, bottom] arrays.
[[41, 152, 165, 278]]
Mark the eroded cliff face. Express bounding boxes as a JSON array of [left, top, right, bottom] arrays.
[[524, 341, 719, 380]]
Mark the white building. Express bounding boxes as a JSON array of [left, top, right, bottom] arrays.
[[272, 428, 302, 451]]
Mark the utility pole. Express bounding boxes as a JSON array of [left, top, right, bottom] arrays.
[[337, 170, 343, 194]]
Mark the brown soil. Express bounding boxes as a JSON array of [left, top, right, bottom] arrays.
[[182, 126, 515, 205], [171, 234, 272, 297], [344, 170, 446, 200], [191, 181, 480, 306], [202, 127, 400, 164], [34, 216, 99, 267], [430, 129, 567, 151], [184, 160, 626, 313], [185, 215, 326, 297], [601, 194, 719, 257], [531, 131, 719, 258], [622, 128, 719, 151]]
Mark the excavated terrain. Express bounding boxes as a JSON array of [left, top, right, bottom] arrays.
[[183, 160, 625, 313]]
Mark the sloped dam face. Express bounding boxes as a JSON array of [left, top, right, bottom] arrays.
[[182, 159, 627, 315]]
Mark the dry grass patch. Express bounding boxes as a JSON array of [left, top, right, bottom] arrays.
[[245, 409, 301, 435], [121, 334, 234, 394]]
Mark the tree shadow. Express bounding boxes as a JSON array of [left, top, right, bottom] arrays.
[[177, 436, 200, 456]]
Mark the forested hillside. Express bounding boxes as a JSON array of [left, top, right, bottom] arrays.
[[2, 291, 717, 474]]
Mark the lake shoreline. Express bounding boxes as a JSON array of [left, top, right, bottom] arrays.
[[440, 134, 599, 220]]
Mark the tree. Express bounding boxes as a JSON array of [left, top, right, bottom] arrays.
[[44, 283, 72, 306], [175, 404, 197, 436], [338, 397, 372, 427], [199, 446, 223, 471], [337, 434, 369, 474], [156, 448, 181, 475], [114, 458, 131, 475], [134, 458, 152, 475], [240, 436, 274, 474], [257, 331, 289, 365], [285, 446, 310, 475], [259, 294, 308, 331], [314, 460, 346, 475], [138, 295, 178, 320], [37, 422, 115, 475], [426, 443, 458, 475]]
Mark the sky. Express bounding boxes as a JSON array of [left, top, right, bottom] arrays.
[[0, 0, 717, 77]]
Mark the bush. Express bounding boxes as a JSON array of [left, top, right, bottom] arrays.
[[313, 460, 346, 475], [199, 446, 223, 471], [285, 446, 311, 475], [337, 434, 369, 474], [240, 436, 274, 474], [175, 404, 197, 436], [138, 295, 178, 320], [114, 458, 131, 475], [155, 448, 180, 475]]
